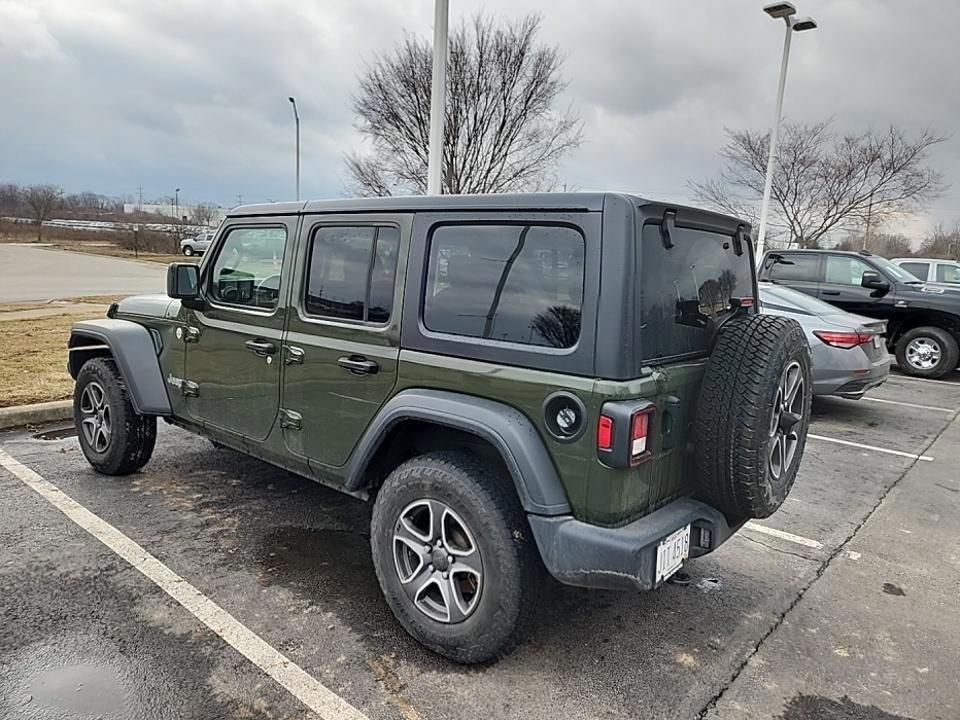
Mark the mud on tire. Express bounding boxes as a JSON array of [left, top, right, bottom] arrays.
[[370, 450, 545, 664], [695, 315, 812, 521], [74, 357, 157, 476]]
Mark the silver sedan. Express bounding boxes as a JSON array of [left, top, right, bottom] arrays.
[[759, 282, 890, 399]]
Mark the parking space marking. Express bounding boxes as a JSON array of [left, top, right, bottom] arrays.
[[743, 522, 823, 549], [807, 433, 934, 462], [862, 397, 956, 414], [0, 448, 369, 720], [887, 373, 960, 387]]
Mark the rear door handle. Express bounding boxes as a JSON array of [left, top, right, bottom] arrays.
[[338, 355, 379, 375], [245, 339, 277, 356], [821, 290, 841, 296]]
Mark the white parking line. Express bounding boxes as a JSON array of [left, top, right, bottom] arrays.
[[0, 448, 368, 720], [743, 522, 823, 549], [807, 433, 934, 462], [888, 373, 960, 387], [862, 397, 956, 414]]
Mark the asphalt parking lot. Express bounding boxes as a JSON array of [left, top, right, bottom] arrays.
[[1, 370, 958, 720]]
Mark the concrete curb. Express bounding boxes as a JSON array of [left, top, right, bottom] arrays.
[[0, 400, 73, 430]]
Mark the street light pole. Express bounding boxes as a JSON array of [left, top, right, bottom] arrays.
[[426, 0, 449, 196], [175, 187, 180, 221], [288, 96, 300, 201], [755, 3, 817, 261]]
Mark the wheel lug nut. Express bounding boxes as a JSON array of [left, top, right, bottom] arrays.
[[429, 564, 435, 573], [447, 555, 453, 564], [424, 545, 431, 553], [443, 572, 449, 579]]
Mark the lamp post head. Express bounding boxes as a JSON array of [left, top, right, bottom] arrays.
[[763, 2, 796, 18], [791, 16, 818, 31]]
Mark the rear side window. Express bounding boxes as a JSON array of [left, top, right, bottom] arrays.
[[423, 224, 584, 348], [767, 254, 820, 282], [305, 225, 400, 322], [936, 264, 960, 283], [900, 261, 929, 280], [638, 223, 753, 361]]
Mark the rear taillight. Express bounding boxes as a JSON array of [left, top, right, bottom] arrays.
[[630, 409, 651, 464], [813, 330, 874, 349], [597, 415, 614, 450], [597, 401, 655, 467]]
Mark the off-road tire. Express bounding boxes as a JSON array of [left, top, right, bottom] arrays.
[[695, 315, 812, 521], [894, 326, 959, 379], [182, 245, 194, 256], [370, 450, 544, 663], [74, 357, 157, 475]]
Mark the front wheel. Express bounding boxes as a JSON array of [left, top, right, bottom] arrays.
[[182, 245, 194, 256], [74, 357, 157, 475], [894, 326, 959, 379], [370, 451, 544, 663]]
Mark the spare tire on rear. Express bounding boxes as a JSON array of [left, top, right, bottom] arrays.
[[695, 314, 812, 521]]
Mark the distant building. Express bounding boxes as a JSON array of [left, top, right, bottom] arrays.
[[123, 203, 227, 227]]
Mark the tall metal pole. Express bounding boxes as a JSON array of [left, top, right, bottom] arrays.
[[427, 0, 449, 196], [175, 187, 180, 221], [755, 20, 793, 260], [288, 97, 300, 201]]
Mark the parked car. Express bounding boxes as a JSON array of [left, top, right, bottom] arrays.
[[180, 231, 214, 256], [891, 257, 960, 285], [759, 282, 889, 398], [69, 193, 812, 663], [759, 248, 960, 379]]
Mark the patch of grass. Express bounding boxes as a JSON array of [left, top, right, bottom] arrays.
[[0, 296, 121, 314], [53, 243, 190, 264], [0, 312, 103, 408]]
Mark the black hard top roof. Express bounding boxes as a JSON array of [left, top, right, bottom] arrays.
[[227, 192, 743, 224]]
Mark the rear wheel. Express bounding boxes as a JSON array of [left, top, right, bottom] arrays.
[[74, 357, 156, 475], [894, 326, 959, 379], [370, 450, 543, 663], [695, 315, 812, 520], [182, 245, 194, 256]]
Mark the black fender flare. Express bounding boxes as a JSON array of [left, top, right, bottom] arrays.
[[344, 389, 572, 516], [68, 319, 172, 416]]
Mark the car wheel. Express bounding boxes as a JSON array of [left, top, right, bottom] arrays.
[[895, 326, 959, 379], [74, 357, 157, 475], [370, 450, 544, 663], [182, 246, 194, 256], [695, 315, 813, 520]]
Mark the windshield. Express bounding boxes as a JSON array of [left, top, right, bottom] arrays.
[[872, 256, 919, 283]]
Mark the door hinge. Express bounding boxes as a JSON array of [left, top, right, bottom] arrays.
[[182, 326, 201, 343], [182, 380, 200, 398], [279, 409, 302, 430], [284, 345, 305, 365]]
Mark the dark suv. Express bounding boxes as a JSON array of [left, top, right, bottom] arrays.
[[759, 249, 960, 378], [68, 193, 811, 662]]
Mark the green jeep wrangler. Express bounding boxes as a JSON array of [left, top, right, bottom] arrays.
[[68, 193, 811, 663]]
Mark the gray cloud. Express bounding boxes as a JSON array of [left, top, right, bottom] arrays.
[[1, 0, 957, 236]]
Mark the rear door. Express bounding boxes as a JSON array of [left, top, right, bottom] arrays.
[[280, 214, 410, 469], [761, 252, 821, 298], [818, 254, 896, 317]]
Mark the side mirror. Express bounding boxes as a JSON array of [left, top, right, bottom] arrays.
[[167, 263, 201, 303], [861, 271, 890, 293]]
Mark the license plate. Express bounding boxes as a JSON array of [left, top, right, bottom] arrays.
[[656, 524, 691, 584]]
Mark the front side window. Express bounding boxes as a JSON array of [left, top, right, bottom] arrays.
[[899, 262, 929, 281], [767, 254, 819, 282], [305, 226, 400, 322], [824, 256, 873, 286], [208, 226, 287, 310], [936, 263, 960, 284], [423, 224, 585, 348]]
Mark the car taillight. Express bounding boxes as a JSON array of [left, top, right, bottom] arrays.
[[597, 415, 614, 450], [630, 407, 654, 465], [813, 330, 873, 349]]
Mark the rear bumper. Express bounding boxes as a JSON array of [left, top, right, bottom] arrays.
[[527, 497, 740, 592], [813, 347, 891, 398]]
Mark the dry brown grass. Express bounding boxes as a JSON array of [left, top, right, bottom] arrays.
[[0, 296, 120, 314], [52, 243, 189, 265], [0, 311, 104, 407]]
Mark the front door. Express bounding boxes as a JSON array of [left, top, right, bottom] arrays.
[[817, 254, 895, 318], [184, 219, 296, 441], [280, 214, 409, 469]]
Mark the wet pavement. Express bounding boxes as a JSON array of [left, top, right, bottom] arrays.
[[1, 372, 959, 719]]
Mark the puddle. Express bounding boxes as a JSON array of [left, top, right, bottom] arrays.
[[27, 662, 127, 717], [34, 426, 77, 441]]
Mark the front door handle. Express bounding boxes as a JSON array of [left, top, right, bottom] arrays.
[[338, 355, 379, 375], [821, 290, 841, 296], [245, 339, 277, 356]]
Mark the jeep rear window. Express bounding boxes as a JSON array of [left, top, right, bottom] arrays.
[[423, 224, 584, 348], [638, 222, 753, 362]]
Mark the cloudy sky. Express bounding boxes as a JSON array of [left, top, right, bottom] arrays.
[[2, 0, 958, 238]]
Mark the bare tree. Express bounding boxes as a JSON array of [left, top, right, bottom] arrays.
[[691, 122, 946, 249], [919, 221, 960, 261], [24, 184, 61, 241], [345, 13, 583, 196], [189, 203, 216, 226], [0, 183, 23, 215], [833, 229, 913, 258]]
